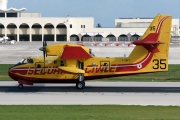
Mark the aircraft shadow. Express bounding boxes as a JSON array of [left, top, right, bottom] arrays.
[[0, 86, 180, 93]]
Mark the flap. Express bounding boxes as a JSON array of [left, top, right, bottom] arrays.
[[58, 67, 85, 74]]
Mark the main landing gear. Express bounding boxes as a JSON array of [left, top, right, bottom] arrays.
[[76, 74, 85, 89], [18, 84, 23, 89], [76, 81, 85, 89]]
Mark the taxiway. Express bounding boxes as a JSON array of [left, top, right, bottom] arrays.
[[0, 82, 180, 106]]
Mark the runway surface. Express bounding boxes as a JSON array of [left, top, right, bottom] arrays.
[[1, 81, 180, 106]]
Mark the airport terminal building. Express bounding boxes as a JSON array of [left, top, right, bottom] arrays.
[[0, 0, 179, 42]]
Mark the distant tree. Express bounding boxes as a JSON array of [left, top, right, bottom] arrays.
[[96, 23, 102, 28]]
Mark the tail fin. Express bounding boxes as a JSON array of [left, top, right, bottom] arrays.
[[129, 14, 172, 72]]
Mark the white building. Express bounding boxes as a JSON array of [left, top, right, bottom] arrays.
[[0, 0, 179, 42]]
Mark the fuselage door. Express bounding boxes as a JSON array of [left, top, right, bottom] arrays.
[[78, 61, 84, 70], [100, 61, 110, 72], [35, 62, 45, 74]]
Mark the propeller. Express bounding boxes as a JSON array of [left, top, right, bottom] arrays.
[[43, 40, 47, 58], [39, 40, 47, 58], [39, 39, 47, 74]]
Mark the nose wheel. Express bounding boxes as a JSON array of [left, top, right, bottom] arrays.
[[18, 84, 23, 89]]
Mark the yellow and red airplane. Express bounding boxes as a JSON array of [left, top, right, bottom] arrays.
[[8, 14, 172, 89]]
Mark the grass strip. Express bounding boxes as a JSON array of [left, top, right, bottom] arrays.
[[0, 105, 180, 120]]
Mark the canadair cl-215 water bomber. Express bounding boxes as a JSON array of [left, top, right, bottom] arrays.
[[8, 14, 172, 89]]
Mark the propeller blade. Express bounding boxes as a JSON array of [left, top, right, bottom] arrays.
[[45, 40, 47, 46], [39, 46, 44, 51], [40, 39, 47, 56], [42, 38, 47, 74], [43, 50, 45, 61], [43, 40, 45, 47], [43, 40, 47, 47]]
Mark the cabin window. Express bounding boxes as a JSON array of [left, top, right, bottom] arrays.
[[60, 60, 65, 66], [54, 61, 57, 64], [37, 64, 41, 68], [104, 63, 108, 66], [78, 61, 84, 70], [45, 60, 53, 64]]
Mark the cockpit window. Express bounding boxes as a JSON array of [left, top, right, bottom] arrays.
[[28, 59, 34, 63], [9, 58, 33, 69], [19, 58, 34, 64], [19, 59, 26, 64]]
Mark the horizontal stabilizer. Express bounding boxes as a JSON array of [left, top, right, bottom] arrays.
[[58, 67, 85, 74], [133, 40, 164, 45], [133, 33, 164, 53]]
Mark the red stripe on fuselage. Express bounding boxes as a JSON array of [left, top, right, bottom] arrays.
[[8, 70, 78, 83], [10, 67, 29, 75], [115, 52, 153, 72]]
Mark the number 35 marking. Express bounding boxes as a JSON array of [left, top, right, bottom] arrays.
[[149, 26, 156, 31], [153, 59, 166, 69]]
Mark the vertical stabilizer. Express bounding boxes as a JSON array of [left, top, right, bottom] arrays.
[[129, 14, 172, 72]]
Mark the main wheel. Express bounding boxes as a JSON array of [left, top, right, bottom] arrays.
[[18, 84, 23, 89], [76, 81, 85, 89]]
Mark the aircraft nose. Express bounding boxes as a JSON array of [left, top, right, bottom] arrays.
[[8, 69, 12, 77], [8, 69, 12, 76], [8, 68, 17, 81], [8, 68, 16, 77]]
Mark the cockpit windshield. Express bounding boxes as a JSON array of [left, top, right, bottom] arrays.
[[10, 58, 34, 68], [19, 58, 34, 64], [9, 58, 34, 69], [9, 59, 26, 69], [19, 59, 27, 64]]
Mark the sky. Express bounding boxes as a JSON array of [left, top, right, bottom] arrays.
[[8, 0, 180, 27]]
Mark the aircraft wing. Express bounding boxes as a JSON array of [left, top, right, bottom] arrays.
[[58, 67, 85, 74], [61, 45, 92, 59]]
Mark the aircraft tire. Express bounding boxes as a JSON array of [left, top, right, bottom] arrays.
[[76, 81, 85, 89], [18, 84, 23, 89]]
